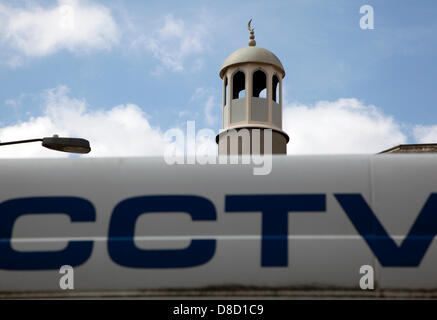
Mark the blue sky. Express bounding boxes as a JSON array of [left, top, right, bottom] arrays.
[[0, 0, 436, 157]]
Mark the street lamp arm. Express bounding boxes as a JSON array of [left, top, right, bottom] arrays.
[[0, 138, 43, 146]]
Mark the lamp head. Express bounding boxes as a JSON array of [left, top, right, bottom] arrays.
[[42, 136, 91, 154]]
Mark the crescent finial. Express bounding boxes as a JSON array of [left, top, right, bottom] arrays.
[[247, 19, 256, 46], [248, 19, 254, 32]]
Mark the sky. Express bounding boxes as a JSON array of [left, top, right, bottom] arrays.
[[0, 0, 436, 158]]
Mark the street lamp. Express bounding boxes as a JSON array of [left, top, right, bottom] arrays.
[[0, 135, 91, 154]]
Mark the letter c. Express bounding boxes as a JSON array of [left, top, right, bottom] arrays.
[[108, 195, 216, 268], [0, 197, 95, 270]]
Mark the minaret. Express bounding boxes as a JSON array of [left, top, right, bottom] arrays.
[[216, 20, 289, 155]]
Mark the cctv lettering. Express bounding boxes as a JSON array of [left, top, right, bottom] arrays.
[[0, 194, 437, 270]]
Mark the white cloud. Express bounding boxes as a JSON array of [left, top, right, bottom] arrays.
[[132, 14, 207, 73], [0, 86, 171, 158], [0, 0, 119, 58], [283, 98, 407, 154], [190, 87, 219, 126], [1, 91, 426, 159], [204, 96, 218, 126], [413, 125, 437, 144]]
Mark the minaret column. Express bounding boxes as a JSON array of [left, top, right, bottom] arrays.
[[267, 68, 273, 125], [246, 65, 252, 124]]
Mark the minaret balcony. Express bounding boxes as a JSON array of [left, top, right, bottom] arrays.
[[230, 97, 246, 123], [250, 97, 268, 122]]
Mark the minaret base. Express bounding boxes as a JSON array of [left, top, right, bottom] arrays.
[[216, 127, 289, 155]]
